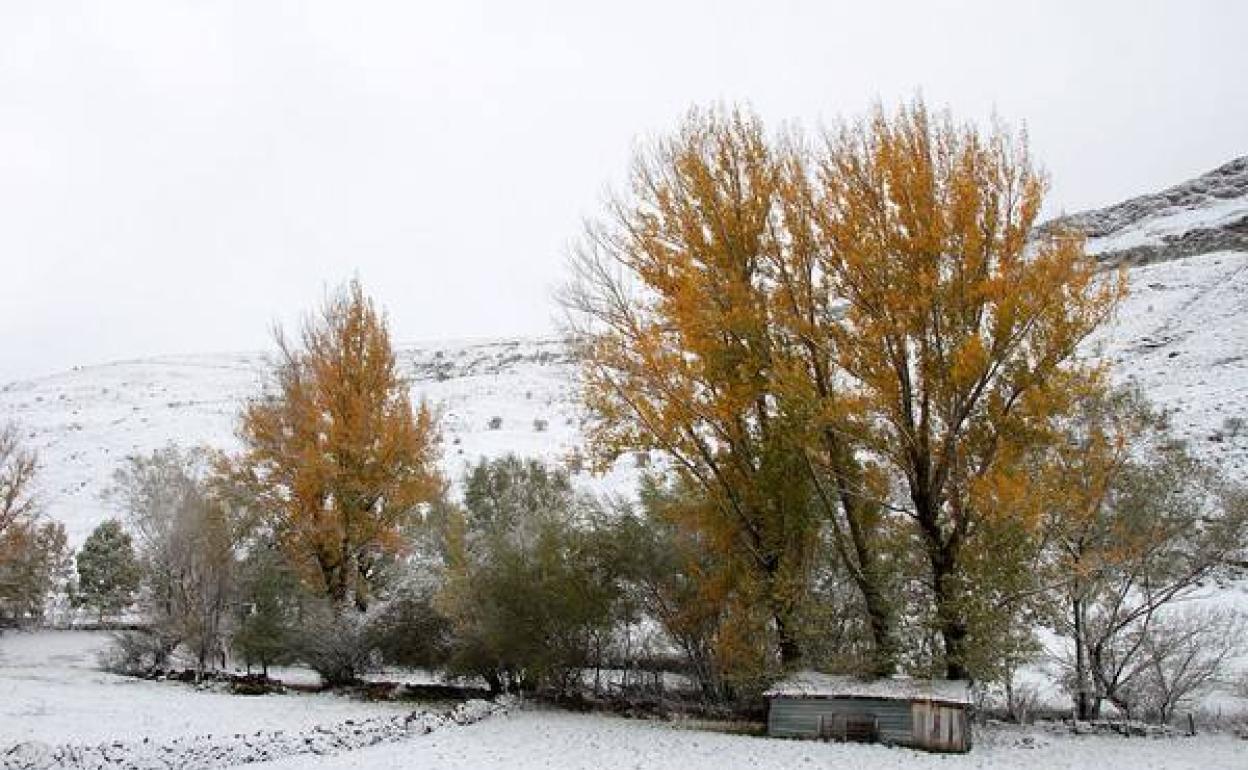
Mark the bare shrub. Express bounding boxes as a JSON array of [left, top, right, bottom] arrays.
[[1128, 608, 1246, 724], [296, 605, 380, 687], [100, 630, 179, 676]]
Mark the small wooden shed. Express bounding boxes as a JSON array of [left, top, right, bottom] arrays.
[[765, 671, 973, 753]]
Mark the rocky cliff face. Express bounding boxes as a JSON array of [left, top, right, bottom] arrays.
[[1051, 156, 1248, 267]]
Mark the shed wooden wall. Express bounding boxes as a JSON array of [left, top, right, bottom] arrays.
[[767, 696, 970, 753], [767, 696, 912, 745]]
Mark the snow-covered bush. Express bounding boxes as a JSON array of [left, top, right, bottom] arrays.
[[366, 582, 452, 670], [1126, 608, 1245, 724], [296, 604, 381, 687], [100, 629, 179, 676], [109, 445, 237, 675], [437, 456, 627, 695]]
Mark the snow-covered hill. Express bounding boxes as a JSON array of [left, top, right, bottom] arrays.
[[2, 158, 1247, 546], [1091, 249, 1248, 471], [0, 338, 639, 545], [1069, 158, 1248, 479], [1054, 155, 1248, 267]]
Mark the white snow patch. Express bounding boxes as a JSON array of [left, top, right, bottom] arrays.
[[0, 631, 413, 745], [1085, 250, 1248, 476], [1085, 197, 1248, 255], [764, 671, 971, 706], [234, 707, 1245, 770]]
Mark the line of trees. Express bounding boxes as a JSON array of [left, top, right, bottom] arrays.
[[80, 283, 651, 692], [3, 100, 1245, 725], [558, 99, 1248, 717]]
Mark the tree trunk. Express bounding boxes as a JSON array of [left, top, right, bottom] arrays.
[[860, 569, 899, 677], [845, 498, 899, 676], [1073, 597, 1094, 720], [941, 621, 970, 681], [813, 435, 900, 677], [317, 550, 349, 615], [1087, 642, 1109, 720], [774, 610, 802, 666], [930, 541, 969, 680]]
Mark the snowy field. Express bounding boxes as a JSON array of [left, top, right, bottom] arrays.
[[252, 707, 1245, 770], [1089, 249, 1248, 480], [0, 631, 415, 745], [2, 631, 1244, 770]]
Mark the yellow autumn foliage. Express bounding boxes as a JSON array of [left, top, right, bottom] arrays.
[[234, 280, 444, 612], [566, 99, 1122, 678]]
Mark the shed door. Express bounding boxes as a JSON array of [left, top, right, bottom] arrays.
[[911, 702, 928, 745], [945, 707, 962, 748], [911, 703, 963, 751]]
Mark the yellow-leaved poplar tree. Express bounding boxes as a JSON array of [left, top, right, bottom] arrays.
[[565, 100, 1122, 680], [812, 101, 1123, 679], [563, 108, 902, 672], [563, 108, 821, 667], [236, 280, 443, 614]]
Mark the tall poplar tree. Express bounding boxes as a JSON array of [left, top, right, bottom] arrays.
[[235, 280, 443, 614], [563, 108, 895, 670], [811, 102, 1122, 679], [566, 101, 1123, 680]]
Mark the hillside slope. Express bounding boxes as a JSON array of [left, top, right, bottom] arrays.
[[1092, 248, 1248, 471], [1067, 157, 1248, 479], [0, 339, 639, 545], [1055, 155, 1248, 266], [2, 159, 1247, 546]]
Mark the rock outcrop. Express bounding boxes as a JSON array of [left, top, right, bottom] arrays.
[[1048, 156, 1248, 267]]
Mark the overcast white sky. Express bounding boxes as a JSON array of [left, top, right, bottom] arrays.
[[1, 1, 1245, 381]]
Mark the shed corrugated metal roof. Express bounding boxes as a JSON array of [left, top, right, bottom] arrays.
[[764, 671, 972, 706]]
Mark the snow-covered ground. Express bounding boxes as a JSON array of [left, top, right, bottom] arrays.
[[1088, 249, 1248, 478], [0, 631, 415, 745], [2, 631, 1242, 769], [249, 706, 1244, 770], [0, 630, 513, 768]]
